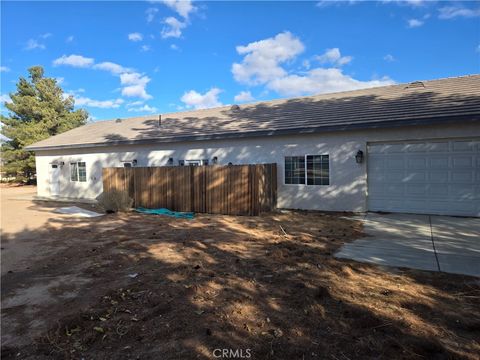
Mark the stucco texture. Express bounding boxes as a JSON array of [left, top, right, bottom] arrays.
[[34, 122, 480, 212]]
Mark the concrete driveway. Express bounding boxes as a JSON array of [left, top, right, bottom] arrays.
[[336, 213, 480, 277]]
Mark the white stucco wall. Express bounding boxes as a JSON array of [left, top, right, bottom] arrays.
[[34, 122, 480, 212]]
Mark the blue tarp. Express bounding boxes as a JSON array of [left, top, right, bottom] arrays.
[[134, 207, 195, 219]]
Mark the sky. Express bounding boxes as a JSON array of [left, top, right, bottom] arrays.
[[1, 0, 479, 122]]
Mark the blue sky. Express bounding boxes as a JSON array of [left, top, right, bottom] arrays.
[[1, 0, 479, 121]]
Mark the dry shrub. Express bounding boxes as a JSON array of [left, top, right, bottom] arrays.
[[97, 189, 133, 213]]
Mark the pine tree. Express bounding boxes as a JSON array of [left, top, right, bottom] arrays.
[[1, 66, 88, 182]]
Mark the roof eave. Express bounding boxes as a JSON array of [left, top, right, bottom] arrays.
[[26, 114, 480, 152]]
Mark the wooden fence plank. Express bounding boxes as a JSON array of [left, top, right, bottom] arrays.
[[102, 164, 276, 216]]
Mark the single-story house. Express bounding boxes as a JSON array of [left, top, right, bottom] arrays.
[[26, 75, 480, 217]]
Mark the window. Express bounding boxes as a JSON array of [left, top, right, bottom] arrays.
[[306, 155, 329, 185], [285, 155, 329, 185], [179, 159, 208, 166], [285, 156, 305, 184], [70, 162, 86, 182]]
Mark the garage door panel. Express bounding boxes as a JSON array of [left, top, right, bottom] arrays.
[[386, 158, 405, 169], [453, 140, 475, 152], [451, 171, 473, 183], [428, 142, 449, 152], [385, 170, 405, 182], [368, 139, 479, 217], [430, 157, 449, 169], [429, 171, 449, 183], [429, 184, 448, 196], [453, 156, 473, 168], [385, 184, 404, 195], [408, 158, 427, 169], [405, 172, 427, 182], [406, 184, 427, 195]]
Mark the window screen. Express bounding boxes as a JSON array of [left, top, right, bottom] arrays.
[[285, 156, 305, 184], [306, 155, 329, 185]]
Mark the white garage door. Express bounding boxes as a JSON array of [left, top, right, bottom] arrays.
[[367, 139, 480, 217]]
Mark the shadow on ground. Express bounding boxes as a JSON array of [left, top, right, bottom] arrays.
[[1, 209, 479, 360]]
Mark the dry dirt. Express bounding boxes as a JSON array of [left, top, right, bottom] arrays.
[[1, 185, 479, 359]]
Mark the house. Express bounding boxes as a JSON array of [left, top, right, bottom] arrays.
[[26, 75, 480, 217]]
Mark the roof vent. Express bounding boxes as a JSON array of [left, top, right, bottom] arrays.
[[158, 114, 162, 126], [405, 81, 425, 89], [115, 118, 122, 123], [231, 104, 240, 111]]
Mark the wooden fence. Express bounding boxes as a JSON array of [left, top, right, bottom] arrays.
[[102, 164, 277, 216]]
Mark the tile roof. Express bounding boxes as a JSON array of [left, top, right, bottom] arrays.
[[27, 74, 480, 151]]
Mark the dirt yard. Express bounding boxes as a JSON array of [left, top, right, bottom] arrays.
[[1, 185, 479, 359]]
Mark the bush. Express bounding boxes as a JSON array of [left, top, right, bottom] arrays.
[[97, 189, 133, 213]]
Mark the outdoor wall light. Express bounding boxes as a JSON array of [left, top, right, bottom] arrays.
[[355, 150, 364, 164], [59, 161, 65, 166], [132, 159, 137, 166], [212, 156, 218, 164], [167, 157, 174, 165]]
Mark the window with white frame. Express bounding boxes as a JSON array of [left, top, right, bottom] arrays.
[[70, 162, 86, 182], [284, 155, 329, 185]]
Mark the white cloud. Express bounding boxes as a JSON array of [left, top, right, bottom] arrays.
[[93, 61, 131, 74], [25, 39, 46, 50], [141, 45, 151, 52], [383, 54, 396, 62], [66, 35, 74, 43], [55, 77, 65, 85], [407, 18, 424, 28], [170, 44, 179, 50], [231, 32, 394, 98], [54, 55, 152, 100], [161, 17, 186, 38], [120, 72, 152, 99], [128, 32, 143, 42], [53, 54, 95, 68], [0, 94, 12, 103], [159, 0, 196, 19], [382, 0, 427, 7], [127, 104, 158, 113], [267, 68, 395, 97], [40, 33, 52, 39], [181, 88, 223, 109], [126, 100, 145, 107], [0, 66, 10, 72], [146, 7, 159, 23], [232, 31, 305, 85], [234, 91, 254, 103], [315, 48, 353, 66], [74, 96, 124, 109], [438, 6, 480, 19], [476, 45, 480, 53]]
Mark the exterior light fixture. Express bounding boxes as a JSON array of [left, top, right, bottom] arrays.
[[132, 159, 138, 166], [212, 156, 218, 164], [167, 157, 174, 165], [355, 150, 364, 164]]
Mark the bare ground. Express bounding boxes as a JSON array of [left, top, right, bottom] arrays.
[[1, 185, 479, 359]]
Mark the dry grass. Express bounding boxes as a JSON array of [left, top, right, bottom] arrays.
[[2, 210, 479, 360]]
